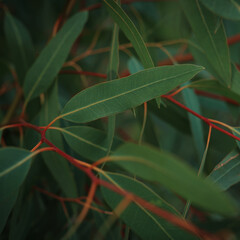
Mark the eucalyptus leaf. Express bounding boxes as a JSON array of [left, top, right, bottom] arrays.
[[101, 172, 199, 240], [180, 0, 231, 86], [110, 143, 237, 216], [0, 147, 33, 233], [104, 0, 154, 69], [61, 126, 122, 161], [23, 11, 88, 102], [39, 82, 78, 209], [4, 11, 34, 84], [61, 65, 203, 123], [209, 148, 240, 190]]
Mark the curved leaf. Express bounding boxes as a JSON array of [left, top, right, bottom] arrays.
[[101, 172, 199, 240], [209, 148, 240, 190], [103, 0, 154, 68], [23, 11, 88, 102], [4, 11, 34, 84], [61, 64, 204, 123], [61, 126, 122, 161], [110, 143, 238, 216], [0, 147, 33, 233]]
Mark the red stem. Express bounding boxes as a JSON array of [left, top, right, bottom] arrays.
[[60, 70, 107, 79], [194, 90, 240, 106], [163, 95, 240, 142]]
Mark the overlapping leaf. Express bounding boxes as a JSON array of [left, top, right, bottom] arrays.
[[101, 172, 199, 240], [180, 0, 231, 86], [103, 0, 154, 68], [109, 143, 237, 216], [39, 82, 78, 207], [182, 88, 205, 161], [0, 148, 33, 233], [200, 0, 240, 20], [61, 64, 204, 123], [23, 11, 88, 102], [209, 149, 240, 190], [61, 126, 122, 161], [4, 11, 35, 84]]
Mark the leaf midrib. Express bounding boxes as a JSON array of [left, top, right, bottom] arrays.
[[61, 68, 200, 118], [25, 19, 79, 101], [104, 0, 154, 68]]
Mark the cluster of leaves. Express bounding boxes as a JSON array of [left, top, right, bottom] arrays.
[[1, 0, 240, 239]]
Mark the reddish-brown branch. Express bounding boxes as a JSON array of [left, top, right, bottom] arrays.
[[97, 178, 218, 240], [162, 95, 240, 142], [227, 34, 240, 45], [194, 90, 240, 106], [60, 70, 107, 79], [158, 53, 193, 66]]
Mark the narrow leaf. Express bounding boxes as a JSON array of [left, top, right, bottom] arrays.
[[182, 88, 205, 161], [4, 11, 35, 84], [200, 0, 240, 20], [110, 143, 237, 216], [209, 149, 240, 190], [101, 172, 199, 240], [23, 11, 88, 102], [39, 82, 78, 206], [106, 17, 119, 156], [103, 0, 154, 68], [61, 126, 122, 161], [61, 64, 204, 123], [0, 147, 33, 233], [231, 63, 240, 96], [180, 0, 231, 86]]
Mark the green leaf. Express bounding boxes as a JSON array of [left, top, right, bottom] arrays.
[[0, 147, 33, 233], [128, 57, 159, 146], [4, 11, 35, 85], [23, 11, 88, 102], [200, 0, 240, 21], [61, 64, 204, 123], [209, 149, 240, 190], [39, 82, 78, 207], [110, 143, 237, 216], [107, 23, 119, 81], [182, 88, 205, 161], [128, 57, 144, 73], [180, 0, 231, 86], [103, 0, 154, 68], [101, 172, 199, 240], [231, 63, 240, 96], [190, 79, 240, 103], [60, 126, 122, 161], [106, 17, 119, 157], [233, 127, 240, 150]]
